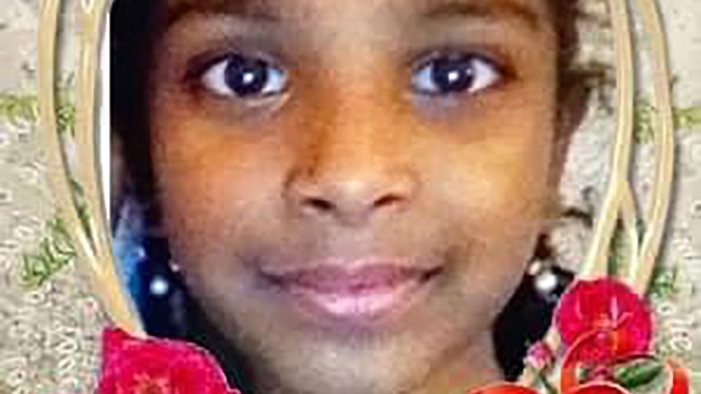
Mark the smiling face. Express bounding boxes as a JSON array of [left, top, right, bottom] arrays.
[[146, 0, 565, 392]]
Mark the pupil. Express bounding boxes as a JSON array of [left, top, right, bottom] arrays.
[[431, 55, 475, 93], [224, 55, 269, 96]]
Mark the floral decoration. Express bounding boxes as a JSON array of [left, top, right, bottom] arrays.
[[20, 216, 76, 289], [96, 278, 691, 394], [554, 279, 653, 365], [97, 329, 240, 394], [469, 278, 691, 394]]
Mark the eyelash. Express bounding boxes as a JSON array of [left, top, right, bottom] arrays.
[[187, 49, 508, 103]]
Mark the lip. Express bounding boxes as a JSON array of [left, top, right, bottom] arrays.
[[262, 262, 441, 325]]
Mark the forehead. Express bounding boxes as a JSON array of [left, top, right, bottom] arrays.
[[162, 0, 553, 31]]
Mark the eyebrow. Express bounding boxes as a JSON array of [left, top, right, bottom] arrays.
[[165, 0, 280, 27], [420, 0, 545, 32]]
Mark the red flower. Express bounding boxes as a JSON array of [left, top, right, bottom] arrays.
[[466, 382, 629, 394], [467, 279, 690, 394], [98, 328, 240, 394], [465, 362, 690, 394], [555, 279, 653, 363], [564, 382, 630, 394]]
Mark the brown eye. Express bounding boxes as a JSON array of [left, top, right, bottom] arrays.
[[201, 54, 288, 99], [411, 53, 501, 96]]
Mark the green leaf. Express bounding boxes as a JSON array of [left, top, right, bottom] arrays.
[[633, 97, 701, 144], [634, 99, 656, 143], [0, 92, 39, 126], [0, 79, 75, 134], [20, 216, 76, 289], [56, 100, 76, 135], [613, 358, 664, 389], [673, 106, 701, 130], [648, 263, 679, 299], [67, 176, 95, 245]]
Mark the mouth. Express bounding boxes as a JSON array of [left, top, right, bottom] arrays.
[[261, 261, 442, 326]]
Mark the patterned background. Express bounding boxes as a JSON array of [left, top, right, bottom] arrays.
[[0, 0, 699, 392]]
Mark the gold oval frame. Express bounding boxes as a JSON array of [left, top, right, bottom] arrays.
[[37, 0, 677, 385]]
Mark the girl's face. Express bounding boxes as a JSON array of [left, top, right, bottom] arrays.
[[148, 0, 564, 392]]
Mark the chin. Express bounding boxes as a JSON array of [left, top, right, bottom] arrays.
[[251, 303, 499, 394], [255, 343, 428, 394]]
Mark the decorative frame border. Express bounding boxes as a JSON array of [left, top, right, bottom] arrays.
[[38, 0, 144, 336]]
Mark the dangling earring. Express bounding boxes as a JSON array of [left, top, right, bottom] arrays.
[[528, 259, 560, 303], [526, 234, 573, 304]]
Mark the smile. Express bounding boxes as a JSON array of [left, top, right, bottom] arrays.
[[262, 262, 441, 326]]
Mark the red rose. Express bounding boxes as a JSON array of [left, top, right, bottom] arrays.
[[555, 279, 653, 362], [98, 328, 240, 394]]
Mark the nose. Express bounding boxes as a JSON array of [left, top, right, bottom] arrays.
[[291, 166, 416, 226], [287, 116, 418, 227]]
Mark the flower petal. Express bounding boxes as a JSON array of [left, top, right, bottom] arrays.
[[555, 279, 653, 358], [98, 328, 239, 394], [466, 383, 539, 394], [666, 360, 690, 394], [566, 381, 629, 394]]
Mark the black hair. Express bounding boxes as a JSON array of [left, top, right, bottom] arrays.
[[111, 0, 589, 388]]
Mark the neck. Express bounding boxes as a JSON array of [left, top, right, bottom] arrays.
[[258, 331, 504, 394]]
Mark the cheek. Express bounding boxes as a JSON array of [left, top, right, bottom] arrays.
[[150, 112, 290, 272], [445, 156, 546, 267], [434, 119, 554, 230], [423, 64, 557, 232], [430, 105, 555, 289], [435, 157, 549, 327]]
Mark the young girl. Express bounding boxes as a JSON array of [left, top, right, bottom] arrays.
[[111, 0, 590, 393]]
